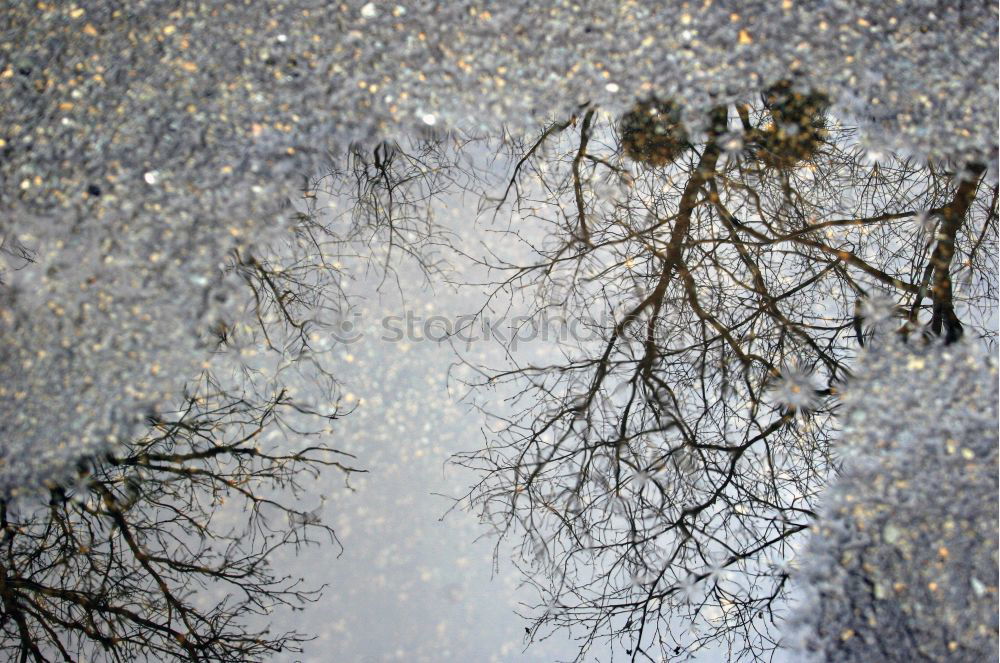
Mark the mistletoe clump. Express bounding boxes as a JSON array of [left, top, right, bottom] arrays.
[[620, 98, 690, 166], [753, 81, 830, 169]]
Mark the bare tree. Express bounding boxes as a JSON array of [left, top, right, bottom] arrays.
[[0, 133, 490, 662], [0, 178, 381, 661], [454, 86, 997, 661], [292, 135, 484, 292], [0, 374, 361, 663]]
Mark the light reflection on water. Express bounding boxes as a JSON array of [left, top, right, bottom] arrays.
[[1, 92, 996, 662]]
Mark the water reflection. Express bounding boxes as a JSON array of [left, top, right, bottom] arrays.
[[448, 90, 994, 660], [2, 86, 996, 661], [0, 376, 360, 661]]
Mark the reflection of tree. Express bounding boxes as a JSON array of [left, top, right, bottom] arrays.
[[0, 134, 479, 661], [454, 92, 997, 660], [0, 234, 33, 286], [294, 137, 476, 291], [0, 375, 360, 662], [0, 180, 381, 660]]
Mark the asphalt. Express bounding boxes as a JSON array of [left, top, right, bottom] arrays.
[[0, 0, 996, 490]]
